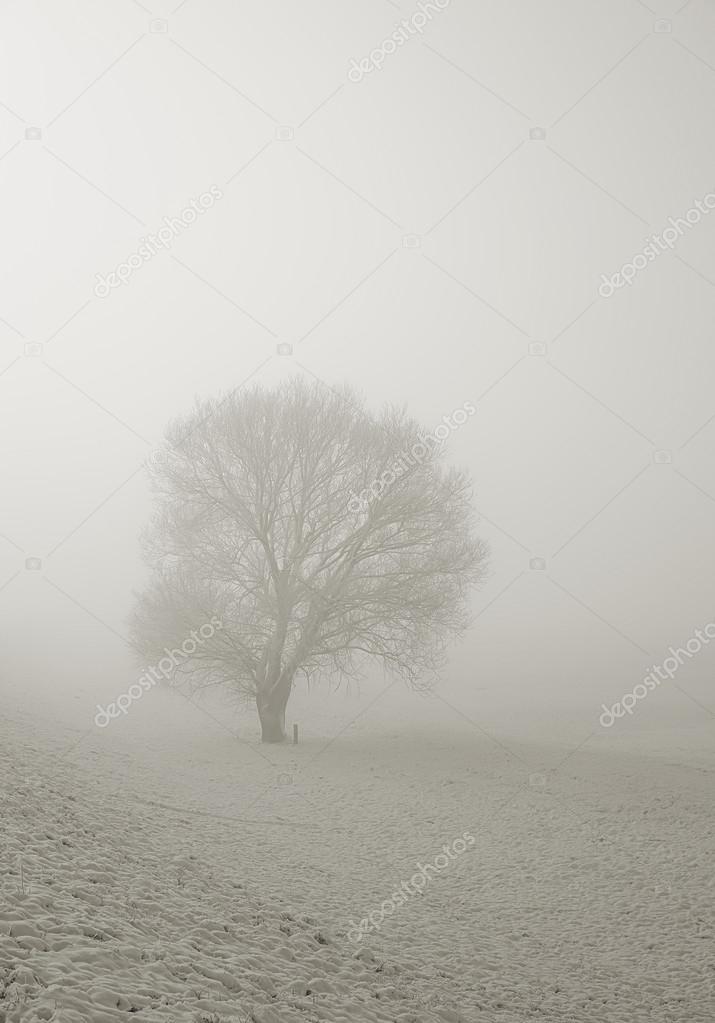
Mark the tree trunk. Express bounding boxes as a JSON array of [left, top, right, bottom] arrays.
[[256, 673, 292, 743], [257, 696, 286, 743]]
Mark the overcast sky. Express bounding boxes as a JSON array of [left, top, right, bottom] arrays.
[[1, 0, 714, 747]]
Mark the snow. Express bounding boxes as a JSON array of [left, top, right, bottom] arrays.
[[1, 684, 713, 1022]]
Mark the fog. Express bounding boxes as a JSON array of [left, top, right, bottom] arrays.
[[2, 2, 715, 757], [2, 4, 715, 1021]]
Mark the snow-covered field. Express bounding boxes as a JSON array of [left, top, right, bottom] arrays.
[[1, 683, 714, 1022]]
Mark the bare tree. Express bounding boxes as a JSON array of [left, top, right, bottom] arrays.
[[131, 378, 487, 742]]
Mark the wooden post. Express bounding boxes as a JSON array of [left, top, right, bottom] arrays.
[[293, 723, 298, 744]]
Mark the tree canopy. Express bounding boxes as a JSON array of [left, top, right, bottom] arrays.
[[132, 378, 487, 741]]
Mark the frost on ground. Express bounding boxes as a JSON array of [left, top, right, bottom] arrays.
[[0, 698, 713, 1023]]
